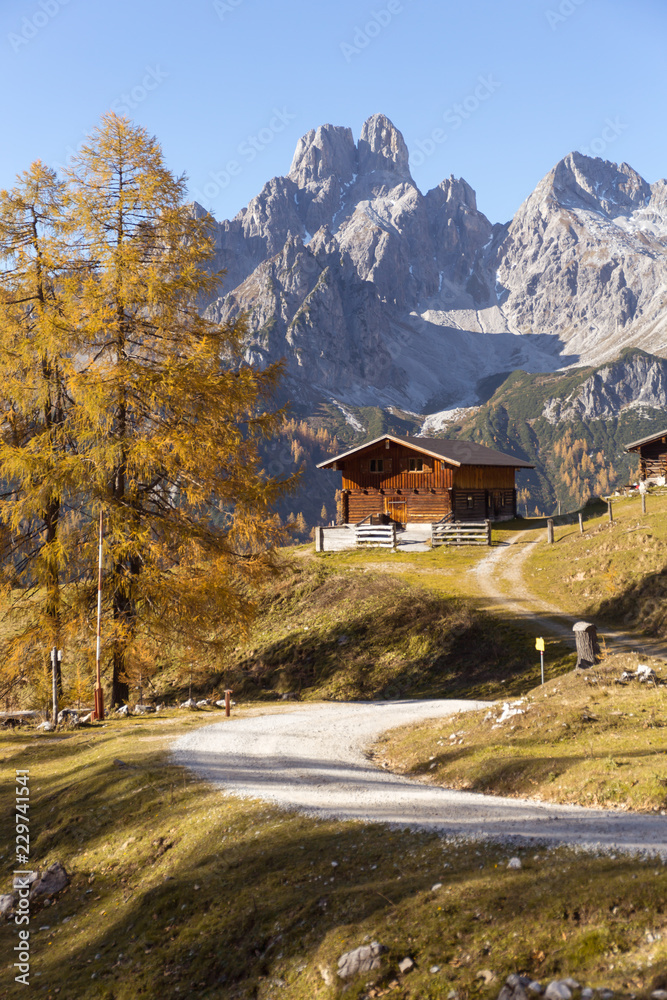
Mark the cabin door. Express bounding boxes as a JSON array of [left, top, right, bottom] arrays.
[[385, 498, 407, 525], [487, 491, 502, 519]]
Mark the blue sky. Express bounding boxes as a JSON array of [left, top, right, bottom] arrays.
[[1, 0, 665, 224]]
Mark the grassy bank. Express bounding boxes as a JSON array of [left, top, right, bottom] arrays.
[[1, 712, 667, 1000], [377, 654, 667, 813], [523, 493, 667, 641], [202, 548, 574, 703]]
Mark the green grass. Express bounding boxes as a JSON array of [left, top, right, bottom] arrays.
[[377, 654, 667, 813], [2, 712, 667, 1000], [523, 492, 667, 641], [203, 549, 574, 704]]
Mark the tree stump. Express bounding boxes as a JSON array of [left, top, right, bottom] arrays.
[[573, 621, 600, 669]]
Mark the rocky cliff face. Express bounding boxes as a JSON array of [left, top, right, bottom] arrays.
[[542, 352, 667, 423], [495, 153, 667, 365], [200, 115, 667, 419]]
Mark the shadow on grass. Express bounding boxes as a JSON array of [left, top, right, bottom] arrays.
[[208, 573, 555, 702], [592, 564, 667, 642], [2, 734, 667, 1000]]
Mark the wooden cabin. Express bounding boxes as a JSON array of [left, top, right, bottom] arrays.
[[626, 428, 667, 485], [318, 434, 534, 524]]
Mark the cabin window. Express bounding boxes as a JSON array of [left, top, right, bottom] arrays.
[[409, 458, 424, 472], [466, 496, 474, 508], [370, 459, 384, 473]]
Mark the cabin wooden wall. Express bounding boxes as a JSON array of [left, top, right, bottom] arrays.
[[337, 440, 520, 523], [340, 441, 454, 491], [453, 466, 516, 489], [638, 440, 667, 480], [345, 489, 452, 524]]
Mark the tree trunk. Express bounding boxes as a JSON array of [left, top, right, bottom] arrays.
[[573, 621, 600, 669]]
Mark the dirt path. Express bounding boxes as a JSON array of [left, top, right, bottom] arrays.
[[173, 700, 667, 857], [472, 530, 667, 658]]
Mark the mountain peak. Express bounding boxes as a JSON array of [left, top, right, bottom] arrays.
[[358, 113, 411, 178], [288, 123, 356, 186], [548, 151, 651, 216]]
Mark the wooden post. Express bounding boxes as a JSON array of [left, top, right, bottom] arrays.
[[557, 500, 561, 516], [547, 518, 554, 544], [224, 689, 232, 717], [641, 492, 647, 515], [578, 512, 584, 534], [390, 523, 397, 551], [315, 526, 324, 552], [608, 500, 613, 523], [93, 510, 105, 722], [51, 647, 58, 725], [573, 621, 600, 669], [485, 519, 491, 546]]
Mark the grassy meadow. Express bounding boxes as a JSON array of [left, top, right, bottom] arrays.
[[1, 709, 667, 1000], [2, 500, 667, 998]]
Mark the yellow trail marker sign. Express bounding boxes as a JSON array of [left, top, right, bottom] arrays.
[[536, 637, 545, 685]]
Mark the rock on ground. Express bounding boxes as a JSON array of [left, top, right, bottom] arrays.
[[29, 862, 69, 900], [337, 941, 386, 979]]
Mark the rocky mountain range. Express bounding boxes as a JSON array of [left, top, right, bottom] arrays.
[[198, 113, 667, 427]]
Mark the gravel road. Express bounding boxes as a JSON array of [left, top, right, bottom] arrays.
[[473, 530, 667, 659], [173, 700, 667, 857]]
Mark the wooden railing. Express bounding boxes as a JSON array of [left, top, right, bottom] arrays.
[[355, 523, 397, 549], [431, 519, 491, 547]]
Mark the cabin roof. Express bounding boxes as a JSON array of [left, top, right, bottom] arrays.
[[625, 428, 667, 451], [317, 434, 534, 469]]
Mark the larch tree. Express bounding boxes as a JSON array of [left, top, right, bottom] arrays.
[[65, 113, 289, 705], [0, 162, 75, 697], [0, 114, 290, 707]]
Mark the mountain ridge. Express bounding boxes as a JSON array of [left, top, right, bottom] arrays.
[[197, 113, 667, 420]]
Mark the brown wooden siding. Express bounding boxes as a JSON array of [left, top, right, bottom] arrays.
[[340, 441, 455, 491], [346, 489, 452, 524], [453, 466, 516, 489], [337, 441, 520, 523], [639, 441, 667, 480], [452, 488, 516, 520]]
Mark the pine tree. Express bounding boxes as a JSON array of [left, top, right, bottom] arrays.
[[320, 504, 328, 523]]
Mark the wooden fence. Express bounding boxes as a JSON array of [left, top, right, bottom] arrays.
[[355, 523, 397, 549], [431, 520, 491, 547]]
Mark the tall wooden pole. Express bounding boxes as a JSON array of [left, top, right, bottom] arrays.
[[51, 647, 58, 724], [93, 510, 105, 721]]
